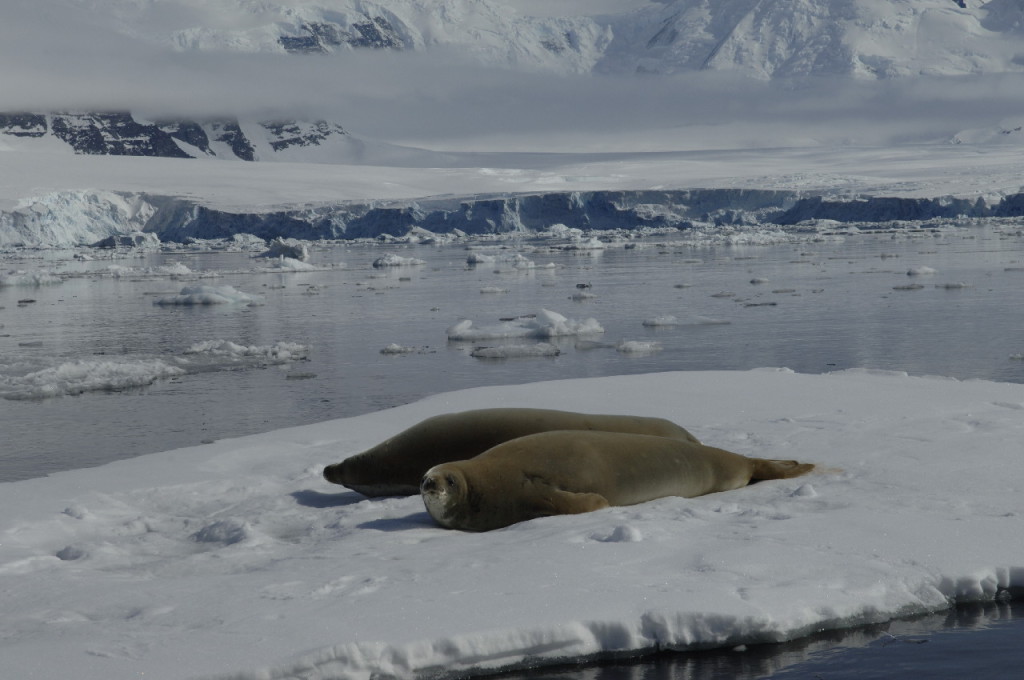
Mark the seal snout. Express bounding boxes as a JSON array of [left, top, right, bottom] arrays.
[[323, 462, 343, 484], [420, 475, 438, 493]]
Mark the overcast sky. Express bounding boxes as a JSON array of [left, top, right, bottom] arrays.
[[2, 0, 1023, 152]]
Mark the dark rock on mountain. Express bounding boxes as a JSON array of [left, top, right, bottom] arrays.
[[264, 121, 347, 151], [49, 113, 194, 158], [279, 16, 404, 53], [0, 113, 47, 137], [0, 112, 346, 161]]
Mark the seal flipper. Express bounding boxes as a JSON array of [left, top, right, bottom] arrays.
[[749, 458, 815, 481], [527, 488, 611, 519]]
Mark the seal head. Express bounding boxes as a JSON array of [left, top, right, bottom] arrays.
[[420, 466, 471, 530]]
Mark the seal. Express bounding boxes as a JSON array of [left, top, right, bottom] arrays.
[[420, 430, 815, 531], [323, 408, 700, 497]]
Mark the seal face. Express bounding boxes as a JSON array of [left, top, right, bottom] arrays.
[[419, 468, 468, 530], [324, 408, 701, 497], [420, 430, 815, 531]]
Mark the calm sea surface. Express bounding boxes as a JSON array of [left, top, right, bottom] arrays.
[[2, 223, 1023, 482]]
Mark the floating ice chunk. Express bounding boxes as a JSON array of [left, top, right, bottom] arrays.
[[616, 340, 662, 354], [907, 266, 937, 276], [936, 282, 971, 289], [541, 223, 584, 239], [380, 343, 416, 355], [91, 232, 160, 249], [263, 256, 318, 272], [154, 285, 264, 306], [642, 315, 680, 327], [510, 254, 536, 269], [183, 340, 309, 362], [480, 287, 510, 294], [259, 237, 309, 262], [466, 253, 496, 265], [561, 237, 606, 251], [0, 359, 185, 400], [372, 253, 426, 268], [448, 309, 603, 341], [0, 270, 63, 287], [153, 262, 193, 277], [470, 343, 560, 359]]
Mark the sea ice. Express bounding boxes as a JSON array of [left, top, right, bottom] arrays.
[[2, 369, 1021, 680], [470, 343, 561, 358], [373, 253, 427, 268], [153, 284, 265, 306], [447, 309, 604, 341]]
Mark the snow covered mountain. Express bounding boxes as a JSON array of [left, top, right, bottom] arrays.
[[600, 0, 1024, 78], [33, 0, 1024, 78], [5, 0, 1021, 161]]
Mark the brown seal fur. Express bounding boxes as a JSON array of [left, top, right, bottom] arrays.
[[323, 408, 700, 497], [420, 430, 815, 531]]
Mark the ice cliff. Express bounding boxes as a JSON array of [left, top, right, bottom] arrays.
[[5, 188, 1023, 249]]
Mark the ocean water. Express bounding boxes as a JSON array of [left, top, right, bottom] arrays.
[[2, 223, 1023, 482], [510, 600, 1024, 680]]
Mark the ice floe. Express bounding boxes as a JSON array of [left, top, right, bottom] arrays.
[[447, 309, 604, 341]]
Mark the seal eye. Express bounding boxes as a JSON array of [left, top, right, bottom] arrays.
[[445, 474, 458, 489]]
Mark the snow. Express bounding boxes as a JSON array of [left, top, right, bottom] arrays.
[[1, 368, 1022, 679]]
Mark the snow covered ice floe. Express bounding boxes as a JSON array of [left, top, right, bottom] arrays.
[[182, 340, 310, 363], [447, 309, 604, 341], [616, 340, 662, 354], [0, 341, 310, 400], [153, 284, 265, 306], [258, 237, 310, 262], [0, 358, 185, 400], [470, 342, 561, 359], [261, 256, 321, 272], [0, 269, 63, 286], [1, 369, 1022, 680], [373, 253, 427, 268]]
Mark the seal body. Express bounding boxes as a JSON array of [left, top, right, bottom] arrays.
[[420, 430, 815, 531], [324, 408, 700, 497]]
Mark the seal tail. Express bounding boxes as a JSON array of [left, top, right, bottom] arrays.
[[749, 458, 815, 481]]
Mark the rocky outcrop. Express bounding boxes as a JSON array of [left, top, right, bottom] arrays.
[[279, 17, 405, 53], [0, 113, 347, 161]]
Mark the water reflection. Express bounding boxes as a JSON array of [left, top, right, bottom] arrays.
[[506, 600, 1021, 680], [3, 225, 1024, 481]]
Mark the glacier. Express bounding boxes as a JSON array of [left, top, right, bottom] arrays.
[[4, 186, 1024, 249]]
